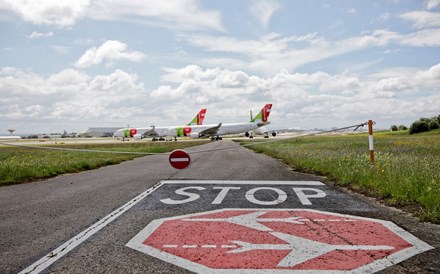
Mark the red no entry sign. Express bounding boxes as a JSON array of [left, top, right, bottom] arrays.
[[169, 149, 191, 169], [126, 209, 432, 273]]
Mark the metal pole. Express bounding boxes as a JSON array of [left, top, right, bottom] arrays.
[[368, 120, 375, 169]]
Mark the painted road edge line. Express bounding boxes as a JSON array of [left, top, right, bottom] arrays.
[[163, 180, 325, 185], [18, 181, 165, 274]]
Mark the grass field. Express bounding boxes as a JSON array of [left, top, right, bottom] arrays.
[[0, 140, 208, 186], [244, 130, 440, 223]]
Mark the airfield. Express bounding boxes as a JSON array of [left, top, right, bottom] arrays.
[[0, 137, 439, 273]]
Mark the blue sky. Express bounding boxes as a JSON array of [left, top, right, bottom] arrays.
[[1, 0, 439, 134]]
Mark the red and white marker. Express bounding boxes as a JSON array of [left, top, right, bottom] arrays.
[[169, 149, 191, 169], [126, 209, 432, 273]]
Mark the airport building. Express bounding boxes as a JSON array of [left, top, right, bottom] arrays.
[[77, 127, 124, 137]]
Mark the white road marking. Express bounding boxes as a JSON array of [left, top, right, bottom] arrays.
[[18, 181, 164, 274], [182, 245, 197, 248], [163, 180, 325, 185]]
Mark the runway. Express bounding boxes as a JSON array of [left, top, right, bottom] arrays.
[[0, 140, 438, 273]]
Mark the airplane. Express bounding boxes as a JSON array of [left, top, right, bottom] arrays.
[[113, 109, 207, 141], [184, 103, 272, 141], [114, 104, 272, 141], [245, 110, 277, 138]]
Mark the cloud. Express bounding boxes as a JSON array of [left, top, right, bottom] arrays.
[[0, 0, 89, 27], [0, 0, 223, 31], [249, 0, 281, 29], [149, 64, 440, 127], [427, 0, 440, 10], [400, 11, 440, 29], [182, 28, 440, 74], [1, 64, 440, 131], [0, 68, 148, 129], [346, 8, 357, 15], [75, 40, 145, 68], [28, 31, 53, 39]]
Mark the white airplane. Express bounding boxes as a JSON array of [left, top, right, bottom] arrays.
[[184, 103, 272, 141], [114, 104, 272, 141], [245, 110, 278, 138], [113, 109, 207, 141]]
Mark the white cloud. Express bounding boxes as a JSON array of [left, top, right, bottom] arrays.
[[182, 28, 440, 74], [249, 0, 281, 29], [0, 0, 89, 27], [346, 8, 357, 15], [28, 31, 53, 39], [400, 11, 440, 29], [427, 0, 440, 10], [75, 40, 145, 68], [371, 12, 391, 24], [1, 64, 440, 131], [0, 68, 148, 130], [149, 64, 440, 127], [0, 0, 223, 31]]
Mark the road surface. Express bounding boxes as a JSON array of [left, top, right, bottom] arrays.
[[0, 140, 438, 273]]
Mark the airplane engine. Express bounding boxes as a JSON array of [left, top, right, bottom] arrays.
[[133, 134, 143, 140], [272, 131, 277, 137], [190, 132, 200, 139]]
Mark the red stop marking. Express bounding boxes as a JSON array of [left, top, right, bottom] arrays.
[[169, 149, 191, 169], [126, 209, 433, 273]]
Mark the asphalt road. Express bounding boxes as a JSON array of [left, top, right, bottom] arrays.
[[0, 140, 438, 273]]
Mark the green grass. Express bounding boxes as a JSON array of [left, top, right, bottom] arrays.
[[243, 129, 440, 223], [0, 141, 208, 186]]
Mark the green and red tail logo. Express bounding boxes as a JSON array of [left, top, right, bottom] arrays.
[[187, 109, 207, 125], [250, 104, 272, 123]]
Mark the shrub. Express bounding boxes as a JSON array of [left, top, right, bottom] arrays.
[[429, 119, 440, 130], [390, 125, 398, 131], [410, 120, 430, 134]]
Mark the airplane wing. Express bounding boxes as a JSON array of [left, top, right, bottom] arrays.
[[198, 123, 222, 138], [142, 126, 159, 137]]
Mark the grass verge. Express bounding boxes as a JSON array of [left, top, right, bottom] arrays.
[[242, 130, 440, 223], [0, 140, 208, 186]]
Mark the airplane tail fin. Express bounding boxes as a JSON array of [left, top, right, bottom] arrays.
[[187, 109, 207, 125], [250, 104, 272, 123]]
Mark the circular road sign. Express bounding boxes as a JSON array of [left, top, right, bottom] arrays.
[[169, 149, 191, 169], [126, 208, 433, 273]]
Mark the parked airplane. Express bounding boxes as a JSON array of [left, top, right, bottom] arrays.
[[113, 109, 207, 141], [114, 104, 272, 141], [185, 103, 272, 141], [245, 110, 277, 138]]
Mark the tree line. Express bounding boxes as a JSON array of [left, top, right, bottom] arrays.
[[391, 115, 440, 134]]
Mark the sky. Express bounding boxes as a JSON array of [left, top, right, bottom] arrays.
[[1, 0, 440, 134]]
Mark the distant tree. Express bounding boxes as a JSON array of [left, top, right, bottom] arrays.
[[398, 125, 408, 130], [429, 119, 440, 130], [390, 125, 398, 131], [409, 120, 430, 134]]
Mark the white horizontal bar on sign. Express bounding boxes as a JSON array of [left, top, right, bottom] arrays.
[[162, 180, 324, 186], [170, 158, 190, 162]]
